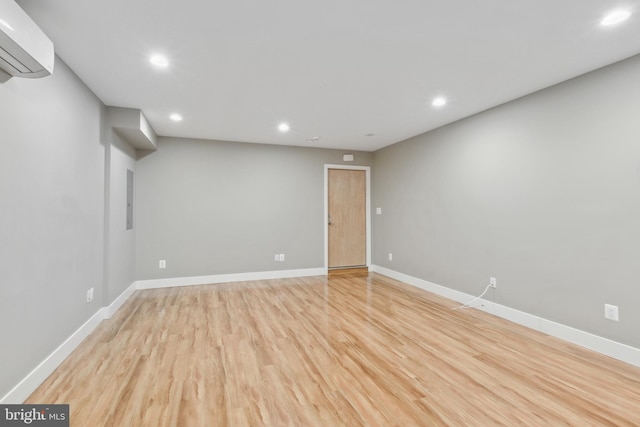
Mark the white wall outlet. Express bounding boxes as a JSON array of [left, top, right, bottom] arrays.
[[388, 253, 393, 261], [604, 304, 619, 321], [159, 260, 166, 269], [489, 277, 497, 288], [279, 254, 285, 261], [86, 287, 94, 303], [376, 207, 382, 215], [275, 254, 280, 261]]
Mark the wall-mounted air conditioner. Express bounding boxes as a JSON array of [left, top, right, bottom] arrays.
[[0, 0, 54, 78]]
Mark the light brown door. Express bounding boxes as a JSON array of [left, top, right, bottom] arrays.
[[328, 169, 366, 268]]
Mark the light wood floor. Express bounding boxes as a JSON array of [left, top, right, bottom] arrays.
[[27, 273, 640, 426]]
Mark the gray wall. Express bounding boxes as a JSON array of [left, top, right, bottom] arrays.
[[104, 135, 137, 304], [0, 58, 106, 398], [135, 138, 372, 279], [373, 54, 640, 347]]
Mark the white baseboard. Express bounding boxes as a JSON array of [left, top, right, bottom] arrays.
[[371, 265, 473, 305], [2, 268, 327, 403], [0, 308, 106, 404], [370, 265, 640, 368], [1, 280, 140, 404], [104, 281, 137, 319], [135, 267, 326, 290]]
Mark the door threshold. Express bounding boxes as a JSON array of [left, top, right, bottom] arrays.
[[328, 266, 369, 276]]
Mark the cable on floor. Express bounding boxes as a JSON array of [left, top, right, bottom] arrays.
[[451, 284, 493, 311]]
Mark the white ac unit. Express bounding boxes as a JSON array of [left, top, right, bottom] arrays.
[[0, 0, 54, 78]]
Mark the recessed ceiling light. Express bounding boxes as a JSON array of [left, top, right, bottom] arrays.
[[150, 54, 169, 68], [432, 97, 447, 107], [278, 122, 290, 133], [169, 113, 183, 122], [600, 10, 631, 26]]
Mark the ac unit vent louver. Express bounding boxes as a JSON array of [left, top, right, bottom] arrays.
[[0, 1, 54, 78]]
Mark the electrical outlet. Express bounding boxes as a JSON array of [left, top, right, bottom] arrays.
[[159, 260, 166, 269], [86, 288, 94, 303], [489, 277, 497, 288], [388, 253, 393, 261], [376, 207, 382, 215], [604, 304, 619, 321], [279, 254, 285, 261], [275, 254, 279, 261]]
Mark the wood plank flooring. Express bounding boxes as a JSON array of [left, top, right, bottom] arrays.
[[27, 273, 640, 426]]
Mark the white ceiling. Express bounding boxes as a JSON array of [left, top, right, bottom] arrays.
[[17, 0, 640, 151]]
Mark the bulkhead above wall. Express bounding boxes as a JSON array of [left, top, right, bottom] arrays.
[[107, 106, 158, 152]]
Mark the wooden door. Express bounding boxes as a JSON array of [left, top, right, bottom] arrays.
[[328, 169, 366, 268]]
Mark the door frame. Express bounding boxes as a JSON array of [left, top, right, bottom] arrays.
[[324, 164, 371, 273]]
